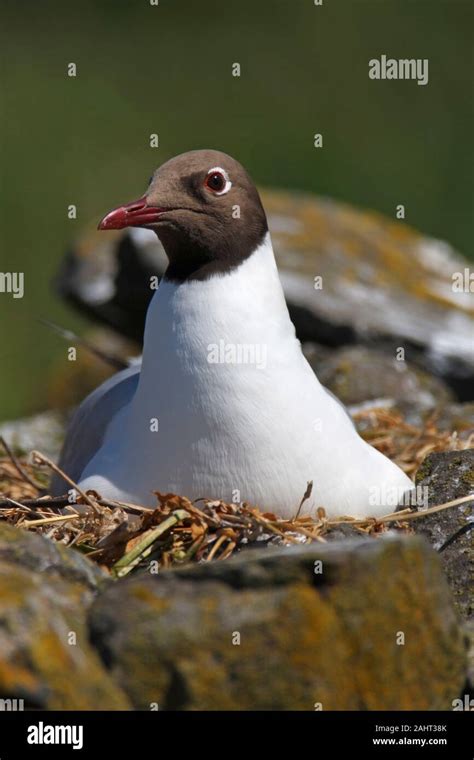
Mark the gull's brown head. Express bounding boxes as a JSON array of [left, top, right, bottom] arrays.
[[98, 149, 268, 282]]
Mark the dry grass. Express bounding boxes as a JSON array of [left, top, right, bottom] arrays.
[[0, 407, 472, 577], [353, 406, 473, 477]]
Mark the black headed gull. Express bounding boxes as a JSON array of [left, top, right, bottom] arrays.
[[53, 150, 413, 517]]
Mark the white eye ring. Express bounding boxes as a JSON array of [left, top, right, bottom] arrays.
[[205, 166, 232, 195]]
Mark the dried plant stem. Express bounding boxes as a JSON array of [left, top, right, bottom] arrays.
[[250, 514, 288, 538], [112, 509, 190, 578], [31, 451, 99, 513], [187, 501, 221, 526], [219, 540, 237, 560], [327, 494, 474, 527], [0, 436, 44, 490], [206, 533, 228, 561], [99, 499, 153, 514], [288, 525, 327, 542], [2, 496, 33, 510], [294, 480, 313, 520], [0, 494, 152, 516], [21, 514, 80, 529], [182, 534, 206, 561], [380, 495, 473, 522], [0, 495, 69, 510]]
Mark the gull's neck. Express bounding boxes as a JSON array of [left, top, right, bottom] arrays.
[[138, 232, 299, 382]]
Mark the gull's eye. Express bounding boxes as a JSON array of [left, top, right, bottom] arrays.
[[148, 175, 154, 186], [206, 172, 225, 192], [204, 167, 231, 195]]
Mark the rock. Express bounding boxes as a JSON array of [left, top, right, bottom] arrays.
[[388, 401, 474, 436], [89, 536, 466, 710], [0, 411, 65, 461], [465, 619, 474, 691], [56, 226, 167, 344], [0, 523, 104, 591], [0, 524, 130, 709], [268, 192, 474, 400], [304, 344, 453, 407], [428, 402, 474, 435], [413, 450, 474, 620], [57, 190, 474, 399]]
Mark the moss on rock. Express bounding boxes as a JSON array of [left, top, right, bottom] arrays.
[[0, 524, 130, 709], [89, 536, 467, 710]]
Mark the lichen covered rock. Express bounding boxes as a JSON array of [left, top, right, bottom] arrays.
[[0, 522, 104, 590], [414, 450, 474, 619], [89, 536, 466, 710], [305, 345, 453, 407], [0, 524, 130, 709]]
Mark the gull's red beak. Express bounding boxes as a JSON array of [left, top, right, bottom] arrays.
[[98, 196, 164, 230]]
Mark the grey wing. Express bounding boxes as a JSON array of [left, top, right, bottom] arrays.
[[50, 363, 141, 495]]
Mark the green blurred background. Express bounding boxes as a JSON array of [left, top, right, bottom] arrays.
[[0, 0, 472, 421]]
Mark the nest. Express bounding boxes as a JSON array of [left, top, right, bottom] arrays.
[[0, 407, 472, 578]]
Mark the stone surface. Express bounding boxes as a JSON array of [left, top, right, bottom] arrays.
[[465, 619, 474, 690], [267, 192, 474, 399], [56, 190, 474, 398], [0, 524, 130, 709], [0, 523, 104, 591], [390, 401, 474, 436], [89, 536, 466, 710], [56, 226, 167, 344], [413, 450, 474, 620], [304, 344, 453, 407], [431, 402, 474, 434], [0, 411, 65, 461]]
